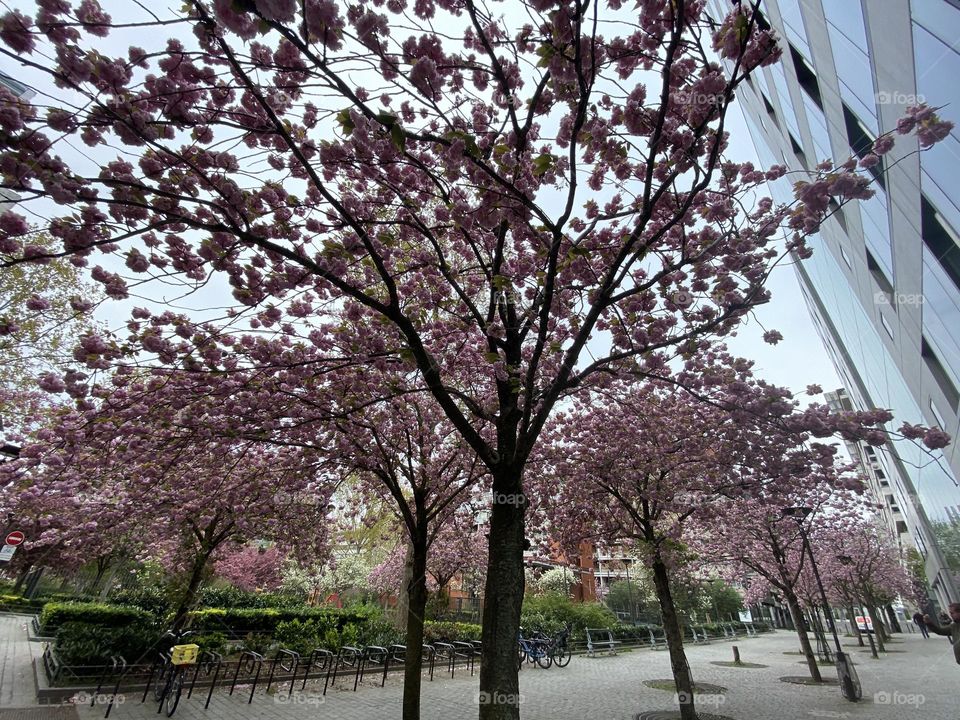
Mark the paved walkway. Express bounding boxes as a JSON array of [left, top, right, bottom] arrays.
[[2, 616, 957, 719], [0, 616, 42, 708]]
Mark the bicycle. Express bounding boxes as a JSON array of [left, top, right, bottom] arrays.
[[547, 625, 572, 668], [517, 628, 553, 669], [150, 629, 198, 717]]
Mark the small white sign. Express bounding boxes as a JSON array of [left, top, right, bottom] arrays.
[[738, 610, 752, 622], [0, 544, 16, 562]]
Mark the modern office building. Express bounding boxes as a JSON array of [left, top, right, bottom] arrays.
[[706, 0, 960, 609]]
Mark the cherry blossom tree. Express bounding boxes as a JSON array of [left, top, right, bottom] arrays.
[[0, 2, 953, 717], [0, 390, 332, 626], [214, 543, 285, 592]]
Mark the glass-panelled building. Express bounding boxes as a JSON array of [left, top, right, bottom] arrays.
[[708, 0, 960, 609]]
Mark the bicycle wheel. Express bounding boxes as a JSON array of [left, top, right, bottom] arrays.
[[552, 647, 571, 668], [517, 646, 526, 670], [153, 664, 170, 703], [535, 651, 553, 669], [164, 669, 183, 717]]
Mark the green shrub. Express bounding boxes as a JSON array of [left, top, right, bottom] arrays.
[[54, 621, 158, 667], [274, 619, 326, 656], [521, 593, 617, 639], [186, 605, 378, 638], [197, 586, 305, 610], [359, 618, 404, 648], [0, 594, 49, 613], [423, 621, 482, 642], [107, 587, 170, 617], [192, 631, 230, 656], [39, 602, 154, 634]]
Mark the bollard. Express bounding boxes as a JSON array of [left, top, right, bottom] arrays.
[[732, 646, 741, 665]]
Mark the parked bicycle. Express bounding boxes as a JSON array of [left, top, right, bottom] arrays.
[[517, 628, 553, 669], [148, 629, 199, 717], [547, 625, 572, 668]]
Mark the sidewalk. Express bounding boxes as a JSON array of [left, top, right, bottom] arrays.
[[3, 614, 956, 720], [0, 615, 79, 720]]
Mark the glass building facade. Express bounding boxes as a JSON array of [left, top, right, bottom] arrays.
[[708, 0, 960, 609]]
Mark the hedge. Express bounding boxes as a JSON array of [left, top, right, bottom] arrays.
[[423, 621, 482, 642], [186, 604, 381, 638], [54, 621, 158, 668], [39, 602, 155, 634]]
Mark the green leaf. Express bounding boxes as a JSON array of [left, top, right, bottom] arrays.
[[336, 108, 355, 136], [483, 351, 500, 364], [390, 123, 406, 151], [532, 153, 555, 176]]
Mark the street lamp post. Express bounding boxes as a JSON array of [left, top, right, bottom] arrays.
[[623, 557, 635, 624], [781, 506, 861, 701]]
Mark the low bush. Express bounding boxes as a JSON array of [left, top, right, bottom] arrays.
[[107, 587, 170, 617], [196, 586, 305, 610], [521, 593, 617, 639], [54, 621, 158, 667], [0, 594, 48, 613], [186, 604, 381, 638], [423, 621, 482, 642], [39, 602, 154, 634]]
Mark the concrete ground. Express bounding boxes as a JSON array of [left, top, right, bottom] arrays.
[[1, 615, 956, 720]]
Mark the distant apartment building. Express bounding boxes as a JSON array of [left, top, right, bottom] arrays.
[[706, 0, 960, 609]]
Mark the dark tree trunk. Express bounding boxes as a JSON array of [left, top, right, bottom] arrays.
[[171, 551, 212, 631], [885, 605, 901, 633], [401, 536, 429, 720], [651, 556, 697, 720], [868, 606, 886, 651], [784, 591, 822, 682], [88, 558, 110, 594], [12, 563, 31, 594], [848, 605, 864, 646], [478, 465, 525, 720]]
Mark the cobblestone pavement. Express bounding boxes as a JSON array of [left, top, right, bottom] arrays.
[[54, 630, 954, 720], [0, 616, 42, 709]]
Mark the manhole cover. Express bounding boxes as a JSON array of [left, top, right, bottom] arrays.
[[710, 660, 768, 668], [778, 676, 840, 686]]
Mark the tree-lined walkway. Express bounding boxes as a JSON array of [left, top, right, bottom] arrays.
[[49, 632, 958, 720]]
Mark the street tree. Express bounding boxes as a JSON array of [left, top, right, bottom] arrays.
[[0, 2, 953, 717]]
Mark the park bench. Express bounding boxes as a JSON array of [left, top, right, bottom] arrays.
[[585, 628, 621, 656], [742, 622, 758, 637], [647, 627, 667, 650]]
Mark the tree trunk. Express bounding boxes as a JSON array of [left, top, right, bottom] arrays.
[[88, 559, 110, 594], [784, 591, 822, 682], [395, 541, 414, 631], [885, 605, 901, 633], [171, 551, 211, 630], [12, 563, 31, 594], [651, 556, 697, 720], [478, 466, 525, 720], [401, 538, 429, 720], [848, 605, 864, 646], [99, 563, 121, 601], [868, 606, 886, 652]]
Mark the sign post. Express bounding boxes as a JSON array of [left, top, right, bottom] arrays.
[[0, 530, 24, 563]]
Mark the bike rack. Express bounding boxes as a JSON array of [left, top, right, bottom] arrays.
[[265, 649, 301, 696], [187, 650, 223, 710], [141, 652, 170, 705], [432, 642, 457, 678], [299, 648, 334, 691], [323, 646, 363, 695], [92, 655, 127, 719], [452, 642, 477, 676], [229, 650, 264, 705], [357, 646, 389, 687]]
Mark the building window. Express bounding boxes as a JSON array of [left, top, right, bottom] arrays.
[[865, 249, 894, 298], [929, 399, 946, 428], [921, 337, 960, 408], [921, 196, 960, 293], [879, 313, 895, 339], [830, 200, 848, 234], [789, 45, 822, 109], [843, 104, 884, 190]]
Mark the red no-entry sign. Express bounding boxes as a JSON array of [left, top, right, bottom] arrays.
[[5, 531, 24, 546]]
